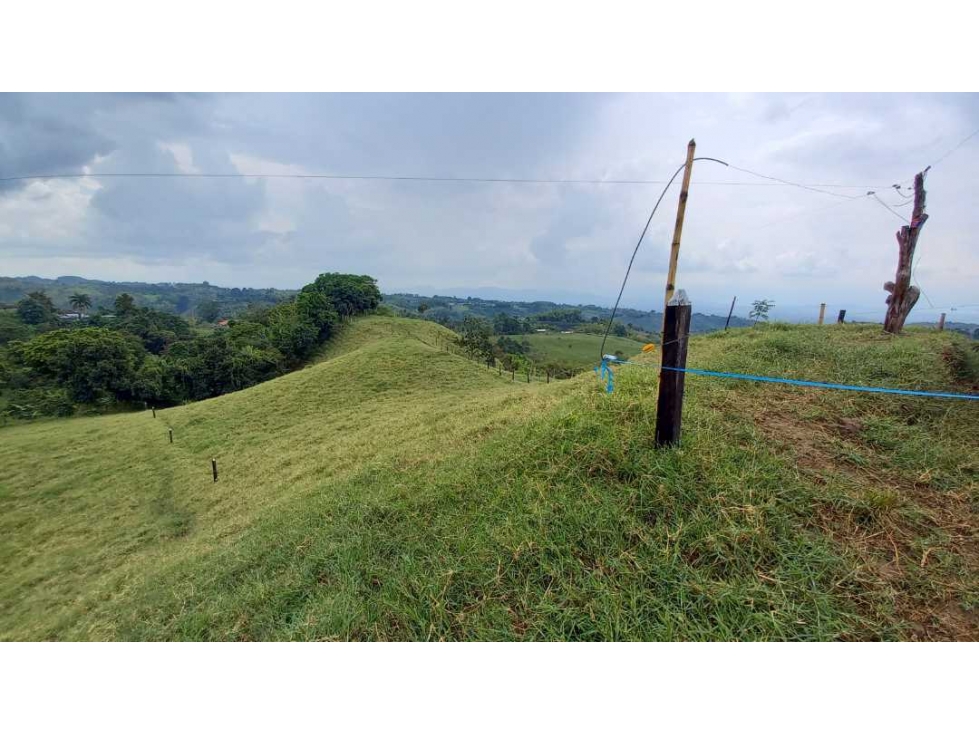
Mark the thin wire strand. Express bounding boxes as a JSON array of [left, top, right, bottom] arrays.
[[0, 170, 891, 189], [869, 192, 910, 223], [928, 126, 979, 168], [598, 156, 730, 361], [725, 164, 858, 199], [598, 163, 688, 361]]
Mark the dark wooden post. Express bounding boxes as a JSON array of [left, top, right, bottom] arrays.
[[724, 296, 736, 331], [938, 312, 946, 331], [211, 458, 218, 483], [168, 428, 173, 444], [498, 363, 502, 376], [655, 291, 692, 448], [511, 368, 515, 382], [546, 370, 550, 384], [818, 303, 826, 325], [884, 170, 929, 333], [151, 406, 156, 418], [837, 309, 846, 324], [526, 369, 530, 383]]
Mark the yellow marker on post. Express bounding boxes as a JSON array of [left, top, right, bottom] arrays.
[[642, 343, 656, 353]]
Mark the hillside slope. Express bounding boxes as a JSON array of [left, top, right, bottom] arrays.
[[1, 318, 976, 640]]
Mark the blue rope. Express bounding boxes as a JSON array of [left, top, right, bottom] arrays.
[[595, 357, 979, 401]]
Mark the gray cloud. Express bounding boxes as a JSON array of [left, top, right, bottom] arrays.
[[1, 93, 977, 321]]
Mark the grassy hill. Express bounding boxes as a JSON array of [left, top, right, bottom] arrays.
[[1, 316, 977, 640], [521, 332, 646, 369]]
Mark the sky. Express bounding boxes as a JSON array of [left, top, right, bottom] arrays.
[[1, 92, 977, 321]]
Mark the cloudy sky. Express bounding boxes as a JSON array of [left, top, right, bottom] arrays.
[[1, 93, 977, 320]]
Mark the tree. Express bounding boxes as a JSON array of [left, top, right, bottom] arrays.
[[612, 323, 628, 337], [17, 327, 145, 403], [196, 299, 220, 323], [456, 316, 494, 361], [69, 293, 92, 314], [16, 292, 56, 325], [749, 299, 774, 324], [0, 312, 32, 345], [417, 302, 429, 314], [883, 170, 928, 334], [114, 293, 136, 315], [306, 273, 381, 318]]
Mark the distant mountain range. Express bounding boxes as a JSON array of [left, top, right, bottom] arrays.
[[3, 276, 973, 338]]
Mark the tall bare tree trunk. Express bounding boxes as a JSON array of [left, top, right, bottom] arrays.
[[883, 169, 929, 334]]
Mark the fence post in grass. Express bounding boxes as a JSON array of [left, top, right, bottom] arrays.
[[818, 303, 826, 325], [724, 295, 736, 331], [511, 368, 515, 382], [546, 370, 550, 384], [938, 312, 946, 331], [151, 406, 156, 419], [837, 309, 846, 324], [498, 363, 502, 376], [168, 428, 173, 444], [655, 290, 692, 448], [212, 458, 218, 483]]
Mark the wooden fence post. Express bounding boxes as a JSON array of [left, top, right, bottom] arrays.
[[837, 309, 846, 324], [212, 458, 218, 483], [938, 312, 946, 331], [151, 406, 156, 418], [818, 303, 826, 325], [168, 428, 173, 444], [724, 296, 736, 331], [655, 290, 692, 448]]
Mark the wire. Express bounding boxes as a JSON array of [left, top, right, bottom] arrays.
[[598, 156, 729, 361], [927, 126, 979, 169], [725, 164, 858, 199], [0, 170, 891, 189], [869, 192, 910, 223], [598, 164, 688, 361]]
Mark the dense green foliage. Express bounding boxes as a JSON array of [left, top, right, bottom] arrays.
[[1, 318, 976, 640], [0, 273, 381, 419]]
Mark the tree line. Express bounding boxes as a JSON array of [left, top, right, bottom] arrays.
[[0, 274, 380, 419]]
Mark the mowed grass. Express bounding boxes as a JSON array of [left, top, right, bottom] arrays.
[[1, 318, 976, 640], [521, 332, 646, 370]]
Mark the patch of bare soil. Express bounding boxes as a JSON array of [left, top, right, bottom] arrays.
[[750, 404, 979, 641]]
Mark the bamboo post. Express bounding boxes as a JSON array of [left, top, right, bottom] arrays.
[[655, 290, 692, 448], [818, 303, 826, 325], [663, 139, 696, 334], [724, 296, 736, 331], [938, 312, 946, 331]]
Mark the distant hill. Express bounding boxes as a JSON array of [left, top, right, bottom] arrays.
[[383, 292, 752, 334], [0, 276, 751, 332], [0, 275, 295, 317]]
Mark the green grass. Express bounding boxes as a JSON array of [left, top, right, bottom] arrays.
[[1, 318, 976, 640], [520, 332, 646, 370]]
